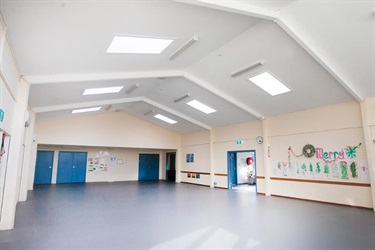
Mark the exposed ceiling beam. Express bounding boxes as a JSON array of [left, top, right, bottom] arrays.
[[174, 0, 279, 21], [33, 96, 212, 130], [276, 17, 363, 102], [143, 97, 212, 130], [33, 97, 141, 113], [183, 72, 264, 120], [177, 0, 363, 101], [24, 70, 184, 84]]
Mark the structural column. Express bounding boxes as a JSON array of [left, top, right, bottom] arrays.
[[360, 100, 375, 211], [18, 109, 36, 202], [0, 79, 29, 230], [209, 129, 214, 187], [262, 118, 271, 196]]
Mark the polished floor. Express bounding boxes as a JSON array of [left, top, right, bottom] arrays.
[[1, 181, 374, 250]]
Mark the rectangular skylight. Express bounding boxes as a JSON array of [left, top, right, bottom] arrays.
[[154, 114, 177, 124], [249, 72, 291, 96], [72, 107, 101, 114], [106, 36, 174, 54], [83, 86, 123, 95], [186, 100, 216, 114]]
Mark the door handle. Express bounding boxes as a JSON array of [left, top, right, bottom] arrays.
[[49, 166, 52, 169]]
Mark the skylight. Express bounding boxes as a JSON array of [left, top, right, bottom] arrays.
[[106, 36, 174, 54], [154, 114, 177, 124], [72, 107, 101, 114], [186, 100, 216, 114], [83, 86, 123, 95], [249, 72, 291, 96]]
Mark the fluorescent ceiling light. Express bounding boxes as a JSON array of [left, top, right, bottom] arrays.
[[72, 107, 101, 114], [231, 61, 264, 77], [249, 72, 291, 96], [174, 93, 190, 103], [125, 84, 140, 95], [154, 114, 177, 124], [83, 86, 123, 95], [186, 100, 216, 114], [169, 36, 199, 60], [107, 36, 174, 54]]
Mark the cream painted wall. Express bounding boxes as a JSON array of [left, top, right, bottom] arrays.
[[181, 131, 211, 186], [267, 101, 372, 208], [0, 19, 32, 230], [213, 121, 264, 189], [180, 121, 264, 189], [35, 112, 181, 150], [0, 78, 15, 134], [37, 145, 167, 183]]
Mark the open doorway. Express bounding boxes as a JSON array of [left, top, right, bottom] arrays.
[[227, 150, 256, 192], [166, 152, 176, 182]]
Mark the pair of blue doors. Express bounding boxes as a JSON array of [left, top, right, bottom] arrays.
[[34, 151, 87, 184], [57, 151, 87, 183], [138, 154, 159, 181]]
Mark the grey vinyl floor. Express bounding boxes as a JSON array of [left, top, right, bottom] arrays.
[[0, 181, 374, 250]]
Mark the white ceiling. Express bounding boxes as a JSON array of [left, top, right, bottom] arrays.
[[1, 0, 373, 134]]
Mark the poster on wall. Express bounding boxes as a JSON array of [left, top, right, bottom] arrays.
[[186, 153, 194, 163]]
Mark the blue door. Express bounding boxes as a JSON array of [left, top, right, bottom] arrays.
[[57, 151, 87, 184], [139, 154, 159, 181], [71, 152, 87, 183], [34, 151, 54, 184], [228, 152, 237, 188]]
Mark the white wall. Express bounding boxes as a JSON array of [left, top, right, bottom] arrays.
[[0, 18, 31, 230], [179, 121, 264, 189], [35, 112, 181, 150], [37, 145, 168, 183], [266, 101, 372, 208], [213, 121, 264, 189], [180, 130, 211, 186]]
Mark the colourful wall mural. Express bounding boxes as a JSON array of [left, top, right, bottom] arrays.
[[273, 143, 369, 181]]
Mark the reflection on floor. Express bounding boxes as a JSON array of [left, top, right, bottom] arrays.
[[231, 184, 256, 192], [1, 181, 374, 250]]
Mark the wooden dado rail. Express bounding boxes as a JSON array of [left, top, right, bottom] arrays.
[[180, 171, 210, 175], [270, 177, 371, 187], [214, 173, 227, 177]]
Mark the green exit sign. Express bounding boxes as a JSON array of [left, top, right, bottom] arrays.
[[0, 109, 4, 122], [236, 140, 243, 145]]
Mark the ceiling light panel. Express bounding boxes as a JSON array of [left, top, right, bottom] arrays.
[[154, 114, 177, 124], [249, 72, 291, 96], [72, 107, 101, 114], [186, 100, 216, 114], [106, 36, 174, 54], [83, 86, 123, 95]]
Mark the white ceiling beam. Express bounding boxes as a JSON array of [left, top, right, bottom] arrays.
[[276, 17, 363, 102], [142, 97, 212, 130], [33, 96, 212, 130], [183, 72, 264, 120], [25, 70, 184, 84], [33, 97, 142, 113], [177, 0, 363, 101], [174, 0, 279, 21]]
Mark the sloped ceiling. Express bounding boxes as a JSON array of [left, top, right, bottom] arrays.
[[0, 0, 373, 134]]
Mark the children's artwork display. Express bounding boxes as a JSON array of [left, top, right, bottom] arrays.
[[87, 151, 127, 173], [272, 143, 369, 181]]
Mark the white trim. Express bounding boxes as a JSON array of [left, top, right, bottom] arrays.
[[33, 96, 212, 131], [24, 70, 184, 84], [183, 72, 264, 120], [276, 17, 363, 102], [174, 0, 279, 21]]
